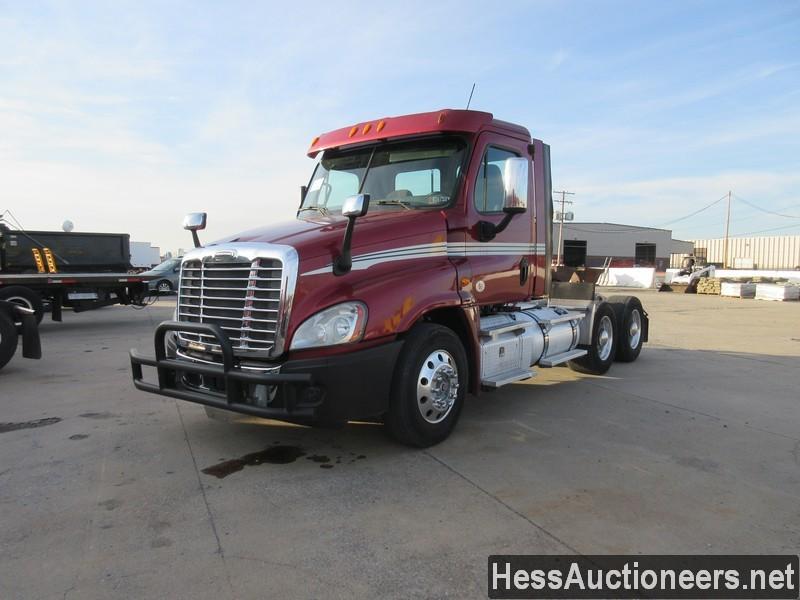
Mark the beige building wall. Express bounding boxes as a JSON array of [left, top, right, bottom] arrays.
[[691, 236, 800, 269]]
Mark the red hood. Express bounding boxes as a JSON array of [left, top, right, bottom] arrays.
[[210, 210, 449, 263]]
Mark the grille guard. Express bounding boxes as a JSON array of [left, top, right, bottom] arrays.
[[130, 321, 312, 416]]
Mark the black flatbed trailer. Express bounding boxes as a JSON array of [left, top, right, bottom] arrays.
[[0, 224, 158, 322], [0, 272, 156, 321]]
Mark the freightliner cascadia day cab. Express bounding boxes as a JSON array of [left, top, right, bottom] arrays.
[[131, 109, 648, 447]]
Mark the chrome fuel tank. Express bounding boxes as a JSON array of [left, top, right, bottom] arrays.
[[479, 306, 584, 387]]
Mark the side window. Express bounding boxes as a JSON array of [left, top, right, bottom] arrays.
[[473, 146, 519, 214], [395, 169, 441, 196]]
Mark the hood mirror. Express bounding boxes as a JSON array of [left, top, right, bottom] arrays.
[[342, 194, 370, 218], [183, 212, 207, 248], [334, 194, 370, 276]]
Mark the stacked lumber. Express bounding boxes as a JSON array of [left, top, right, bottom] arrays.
[[755, 283, 800, 301], [721, 282, 756, 298], [696, 277, 722, 295]]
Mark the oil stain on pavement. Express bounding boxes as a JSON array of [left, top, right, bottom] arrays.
[[0, 417, 62, 433], [202, 445, 307, 478], [202, 446, 370, 478]]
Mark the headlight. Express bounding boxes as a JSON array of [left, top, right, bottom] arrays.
[[290, 302, 367, 350]]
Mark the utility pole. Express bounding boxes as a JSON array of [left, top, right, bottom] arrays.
[[723, 190, 732, 268], [553, 190, 575, 266]]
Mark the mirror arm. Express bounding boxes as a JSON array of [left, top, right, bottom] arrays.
[[191, 230, 201, 248], [477, 212, 517, 242], [333, 216, 357, 276]]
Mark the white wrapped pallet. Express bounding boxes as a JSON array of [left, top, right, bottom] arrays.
[[721, 282, 756, 298], [755, 283, 800, 301]]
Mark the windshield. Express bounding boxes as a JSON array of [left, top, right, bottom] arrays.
[[300, 136, 467, 214], [151, 258, 180, 272]]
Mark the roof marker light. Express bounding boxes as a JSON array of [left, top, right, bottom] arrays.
[[311, 136, 320, 146], [437, 111, 446, 124], [376, 120, 386, 132], [349, 126, 358, 138], [362, 123, 372, 135]]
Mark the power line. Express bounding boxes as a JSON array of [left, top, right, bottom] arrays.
[[656, 194, 728, 227], [731, 222, 800, 237], [732, 193, 800, 219]]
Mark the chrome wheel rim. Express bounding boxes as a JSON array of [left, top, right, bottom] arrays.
[[4, 295, 32, 326], [628, 309, 641, 350], [5, 295, 33, 311], [416, 349, 459, 424], [158, 281, 171, 292], [597, 315, 614, 362]]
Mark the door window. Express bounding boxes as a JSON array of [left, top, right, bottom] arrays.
[[474, 146, 519, 214]]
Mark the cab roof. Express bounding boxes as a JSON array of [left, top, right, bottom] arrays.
[[307, 109, 531, 157]]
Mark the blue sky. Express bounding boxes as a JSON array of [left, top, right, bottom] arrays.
[[1, 0, 798, 252]]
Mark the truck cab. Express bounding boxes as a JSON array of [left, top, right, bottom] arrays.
[[131, 109, 648, 446]]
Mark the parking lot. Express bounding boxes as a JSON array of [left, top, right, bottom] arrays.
[[1, 290, 799, 599]]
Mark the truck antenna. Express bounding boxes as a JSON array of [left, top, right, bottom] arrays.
[[465, 83, 476, 110]]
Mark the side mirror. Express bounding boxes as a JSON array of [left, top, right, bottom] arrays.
[[478, 158, 529, 241], [183, 212, 207, 248], [502, 157, 528, 214], [334, 194, 370, 276], [342, 194, 370, 218], [183, 212, 207, 231]]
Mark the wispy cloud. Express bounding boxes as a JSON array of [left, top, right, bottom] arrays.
[[547, 48, 569, 71]]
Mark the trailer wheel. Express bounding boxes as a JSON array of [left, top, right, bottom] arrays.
[[0, 310, 19, 370], [385, 323, 468, 447], [568, 302, 617, 375], [606, 295, 645, 362], [0, 286, 44, 324]]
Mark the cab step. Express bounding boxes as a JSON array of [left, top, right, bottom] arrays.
[[538, 348, 587, 367], [481, 368, 534, 388]]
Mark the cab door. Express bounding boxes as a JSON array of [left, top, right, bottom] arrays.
[[460, 132, 535, 304]]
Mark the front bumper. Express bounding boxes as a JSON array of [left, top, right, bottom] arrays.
[[130, 321, 402, 424]]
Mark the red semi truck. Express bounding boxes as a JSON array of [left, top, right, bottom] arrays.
[[131, 109, 648, 446]]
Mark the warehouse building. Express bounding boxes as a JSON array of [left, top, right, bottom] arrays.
[[690, 235, 800, 270], [552, 222, 692, 272]]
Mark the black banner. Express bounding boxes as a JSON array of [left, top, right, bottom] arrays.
[[488, 555, 799, 599]]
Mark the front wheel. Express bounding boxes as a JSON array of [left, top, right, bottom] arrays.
[[385, 323, 468, 447], [156, 280, 173, 294], [568, 302, 617, 375]]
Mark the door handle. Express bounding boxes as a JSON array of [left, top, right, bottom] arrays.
[[519, 257, 530, 286]]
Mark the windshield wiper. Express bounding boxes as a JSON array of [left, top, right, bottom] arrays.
[[298, 205, 331, 216], [374, 199, 412, 210]]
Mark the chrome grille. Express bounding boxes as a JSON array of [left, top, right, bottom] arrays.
[[177, 256, 283, 354]]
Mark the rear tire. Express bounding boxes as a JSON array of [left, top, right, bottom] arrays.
[[0, 310, 19, 370], [385, 323, 468, 447], [568, 302, 617, 375], [607, 296, 645, 362], [0, 286, 44, 324]]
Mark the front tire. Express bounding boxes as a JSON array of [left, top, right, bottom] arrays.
[[156, 280, 173, 294], [568, 302, 617, 375], [0, 286, 44, 324], [0, 310, 19, 370], [385, 323, 468, 447]]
